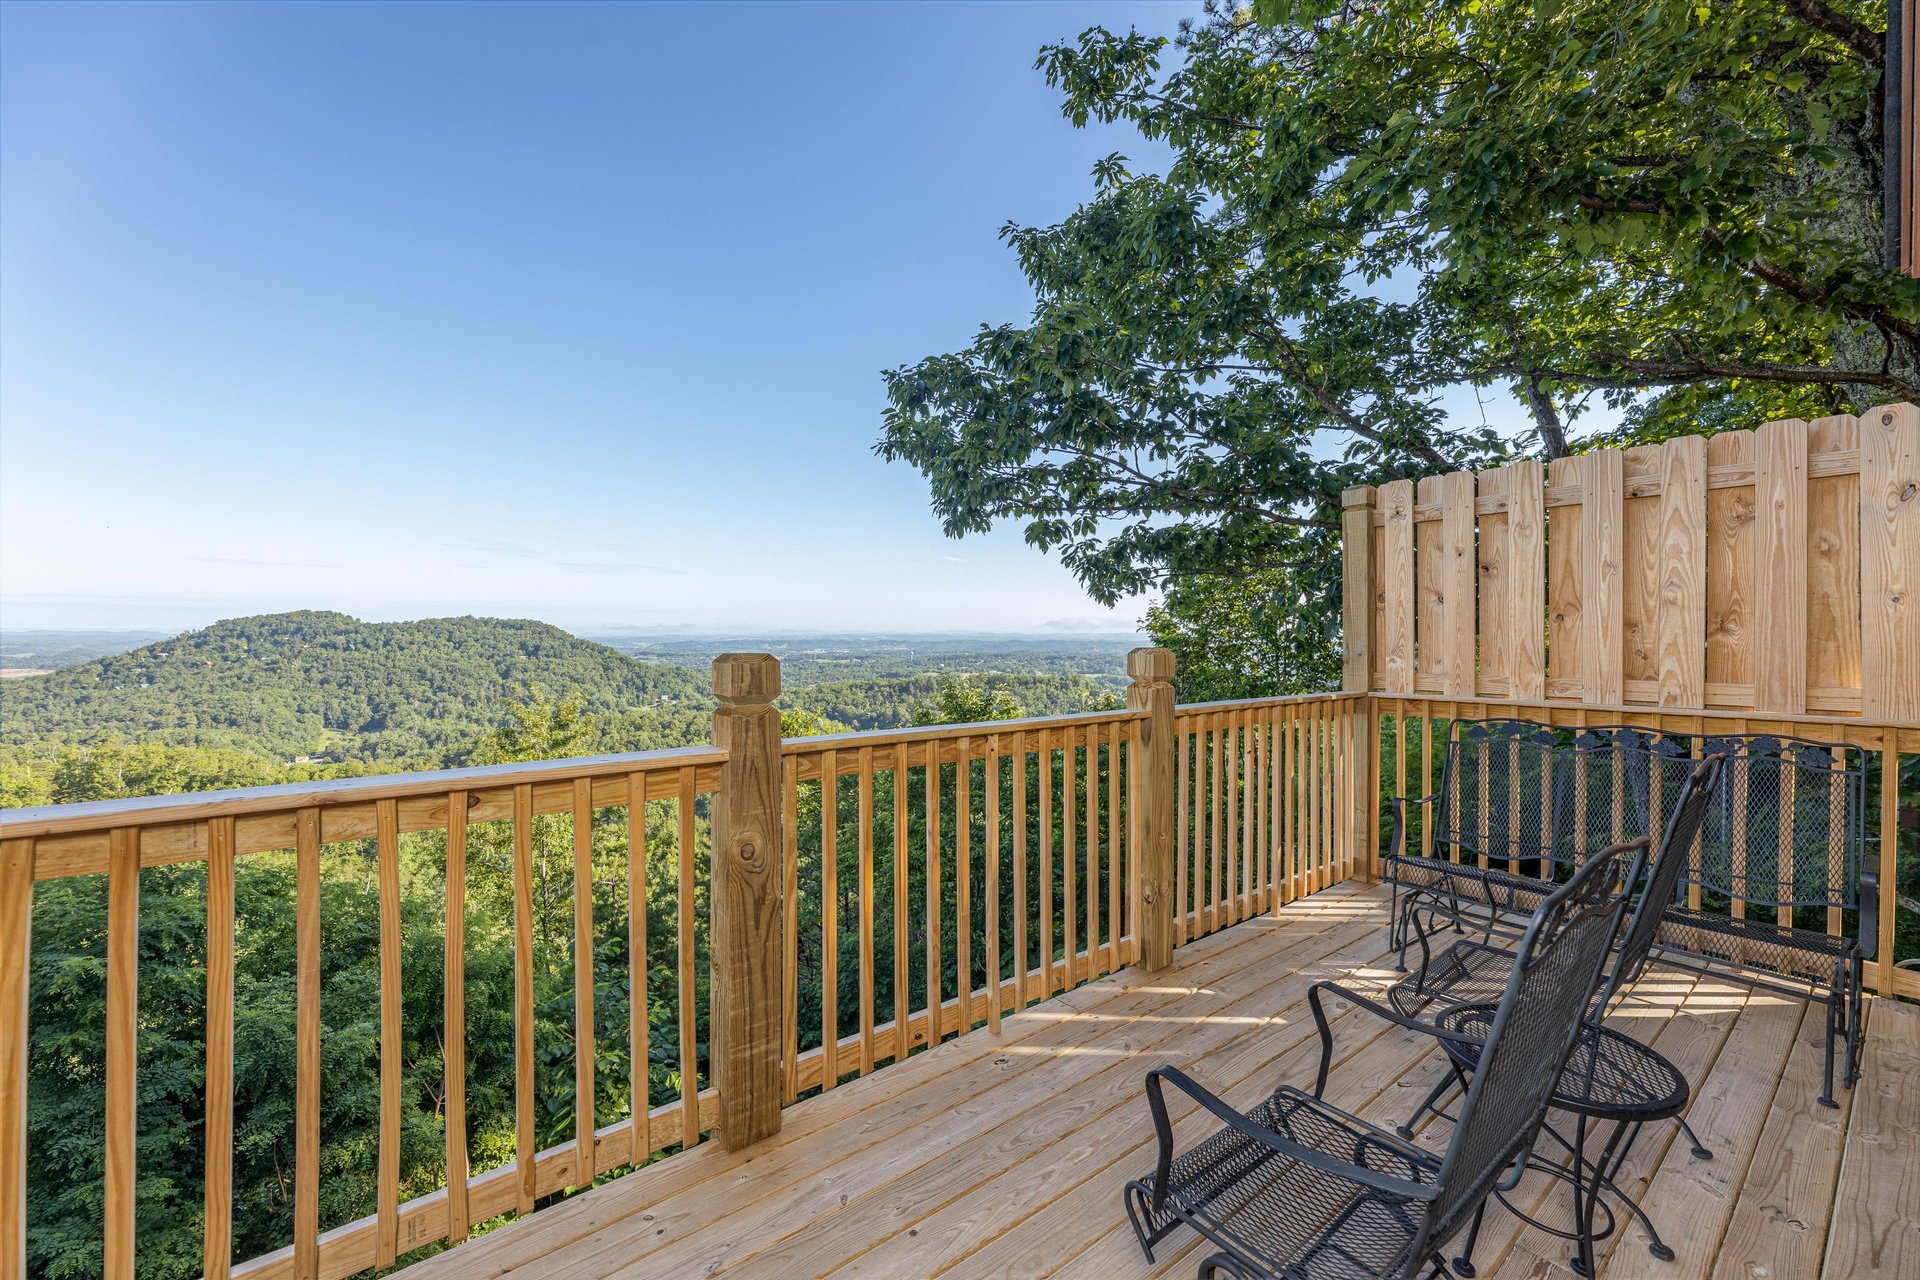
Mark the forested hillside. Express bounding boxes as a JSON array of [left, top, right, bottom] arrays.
[[0, 612, 711, 766]]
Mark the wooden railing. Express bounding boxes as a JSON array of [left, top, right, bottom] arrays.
[[0, 650, 1369, 1280], [1173, 695, 1370, 947], [0, 748, 729, 1280]]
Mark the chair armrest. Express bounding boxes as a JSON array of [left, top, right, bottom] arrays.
[[1142, 1066, 1440, 1210], [1859, 852, 1880, 960], [1307, 979, 1489, 1097], [1390, 793, 1442, 860]]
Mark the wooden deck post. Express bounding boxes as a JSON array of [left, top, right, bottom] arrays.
[[711, 653, 785, 1150], [1128, 647, 1176, 971]]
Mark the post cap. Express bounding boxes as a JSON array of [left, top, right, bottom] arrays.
[[1127, 646, 1175, 682], [712, 653, 781, 703]]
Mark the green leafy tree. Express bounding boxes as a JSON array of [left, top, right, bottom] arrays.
[[909, 675, 1030, 726], [879, 0, 1919, 694]]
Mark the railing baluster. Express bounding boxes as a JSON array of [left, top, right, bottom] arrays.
[[570, 779, 595, 1188], [1176, 721, 1189, 944], [629, 775, 651, 1155], [1012, 732, 1028, 1010], [295, 808, 322, 1278], [892, 753, 909, 1064], [203, 818, 234, 1279], [984, 737, 1001, 1032], [1083, 725, 1098, 980], [376, 799, 402, 1267], [1205, 710, 1221, 932], [512, 783, 536, 1213], [445, 791, 470, 1242], [1063, 729, 1077, 986], [857, 747, 875, 1075], [781, 759, 798, 1102], [820, 750, 838, 1090], [1039, 736, 1053, 995], [0, 837, 29, 1280], [955, 737, 972, 1030], [676, 766, 699, 1142], [1107, 720, 1121, 970], [924, 746, 942, 1041], [104, 827, 139, 1280]]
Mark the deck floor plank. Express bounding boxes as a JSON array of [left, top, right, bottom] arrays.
[[1822, 998, 1920, 1279], [391, 883, 1912, 1280]]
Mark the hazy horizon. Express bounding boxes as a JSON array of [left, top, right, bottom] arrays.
[[1, 2, 1213, 636]]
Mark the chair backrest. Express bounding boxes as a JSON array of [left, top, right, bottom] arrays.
[[1433, 720, 1565, 873], [1559, 726, 1694, 862], [1421, 844, 1632, 1249], [1693, 735, 1867, 911], [1597, 753, 1728, 1007]]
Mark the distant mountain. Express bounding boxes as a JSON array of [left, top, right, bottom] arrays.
[[0, 611, 711, 764], [0, 629, 171, 673]]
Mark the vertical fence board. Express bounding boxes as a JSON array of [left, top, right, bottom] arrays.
[[1342, 486, 1374, 691], [1862, 401, 1920, 719], [1657, 434, 1708, 708], [1707, 429, 1758, 700], [1584, 449, 1626, 704], [1440, 471, 1477, 697], [1755, 420, 1810, 713], [1623, 443, 1665, 690], [1547, 455, 1586, 697], [1478, 467, 1511, 695], [1808, 414, 1862, 703], [1380, 478, 1416, 692], [1508, 459, 1546, 699]]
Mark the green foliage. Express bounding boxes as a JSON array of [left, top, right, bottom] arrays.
[[1144, 564, 1342, 703], [908, 675, 1030, 726], [0, 612, 711, 768], [879, 0, 1917, 666], [786, 673, 1124, 731]]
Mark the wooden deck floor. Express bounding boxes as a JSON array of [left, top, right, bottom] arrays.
[[397, 881, 1919, 1280]]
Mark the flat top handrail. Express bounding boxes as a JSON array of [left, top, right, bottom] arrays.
[[1175, 691, 1367, 713], [0, 744, 730, 840], [1372, 689, 1920, 741], [778, 706, 1148, 756]]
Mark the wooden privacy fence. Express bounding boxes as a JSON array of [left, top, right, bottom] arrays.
[[0, 651, 1365, 1280], [1343, 401, 1920, 718], [1341, 401, 1920, 999]]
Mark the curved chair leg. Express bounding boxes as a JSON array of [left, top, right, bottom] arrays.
[[1197, 1251, 1256, 1279], [1398, 1065, 1464, 1140], [1818, 992, 1840, 1109], [1676, 1113, 1713, 1161], [1450, 1200, 1488, 1277]]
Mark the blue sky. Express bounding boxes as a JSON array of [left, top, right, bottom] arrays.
[[1, 0, 1541, 636]]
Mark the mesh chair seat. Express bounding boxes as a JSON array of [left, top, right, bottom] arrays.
[[1383, 855, 1559, 921], [1656, 907, 1854, 986], [1386, 940, 1519, 1021], [1128, 1086, 1438, 1279]]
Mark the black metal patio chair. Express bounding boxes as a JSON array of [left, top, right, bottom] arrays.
[[1122, 843, 1633, 1280], [1315, 755, 1726, 1277]]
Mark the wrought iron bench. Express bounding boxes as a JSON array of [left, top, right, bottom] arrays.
[[1387, 720, 1875, 1108], [1383, 720, 1690, 964], [1124, 844, 1634, 1280]]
